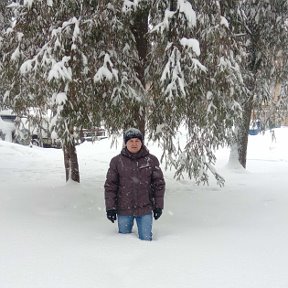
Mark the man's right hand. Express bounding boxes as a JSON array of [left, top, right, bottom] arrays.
[[153, 208, 162, 220], [106, 209, 117, 223]]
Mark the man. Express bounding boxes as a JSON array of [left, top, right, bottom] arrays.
[[104, 128, 165, 241]]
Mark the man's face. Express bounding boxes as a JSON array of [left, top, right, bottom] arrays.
[[126, 138, 142, 153]]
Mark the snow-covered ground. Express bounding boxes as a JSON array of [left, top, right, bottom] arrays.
[[1, 128, 288, 288]]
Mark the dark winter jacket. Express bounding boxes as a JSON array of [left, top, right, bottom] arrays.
[[104, 146, 165, 216]]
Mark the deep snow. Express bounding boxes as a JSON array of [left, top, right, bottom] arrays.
[[1, 128, 288, 288]]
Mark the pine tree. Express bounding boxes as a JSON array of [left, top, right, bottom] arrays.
[[4, 0, 283, 185], [0, 0, 12, 109], [147, 0, 244, 184], [0, 0, 249, 185], [0, 0, 149, 182], [234, 0, 288, 168]]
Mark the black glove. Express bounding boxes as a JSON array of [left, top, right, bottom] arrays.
[[153, 208, 162, 220], [106, 209, 117, 223]]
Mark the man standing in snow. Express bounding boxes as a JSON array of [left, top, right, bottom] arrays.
[[104, 128, 165, 241]]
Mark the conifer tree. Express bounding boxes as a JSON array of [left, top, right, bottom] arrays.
[[0, 0, 247, 185], [147, 0, 244, 184], [0, 0, 12, 108], [233, 0, 288, 168], [0, 0, 147, 182], [3, 0, 285, 185]]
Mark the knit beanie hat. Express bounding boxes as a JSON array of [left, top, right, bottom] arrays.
[[123, 128, 143, 144]]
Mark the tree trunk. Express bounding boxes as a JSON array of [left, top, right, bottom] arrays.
[[130, 6, 149, 137], [63, 142, 80, 182], [170, 0, 177, 11], [237, 96, 253, 168], [237, 40, 258, 169]]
